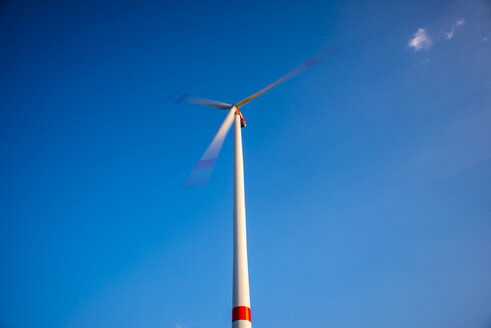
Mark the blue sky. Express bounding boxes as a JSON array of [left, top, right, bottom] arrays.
[[1, 0, 491, 327]]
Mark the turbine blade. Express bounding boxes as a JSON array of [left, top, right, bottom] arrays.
[[176, 93, 232, 110], [236, 47, 338, 108], [185, 108, 236, 187]]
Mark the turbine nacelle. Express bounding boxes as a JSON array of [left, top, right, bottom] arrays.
[[234, 106, 247, 128]]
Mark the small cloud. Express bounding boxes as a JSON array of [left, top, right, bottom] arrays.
[[409, 28, 432, 51], [411, 58, 431, 68], [446, 29, 455, 40], [483, 36, 488, 42], [446, 19, 465, 40], [176, 324, 183, 328]]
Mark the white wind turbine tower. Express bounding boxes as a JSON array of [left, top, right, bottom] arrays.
[[174, 48, 336, 328]]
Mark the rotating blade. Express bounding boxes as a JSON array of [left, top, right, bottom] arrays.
[[176, 93, 232, 110], [236, 47, 338, 108], [184, 108, 236, 187]]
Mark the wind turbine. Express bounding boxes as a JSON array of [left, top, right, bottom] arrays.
[[175, 48, 336, 328]]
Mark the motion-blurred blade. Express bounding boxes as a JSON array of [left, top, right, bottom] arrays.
[[177, 93, 232, 110], [184, 108, 236, 187], [236, 47, 338, 108]]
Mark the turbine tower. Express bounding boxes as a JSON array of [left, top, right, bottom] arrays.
[[175, 48, 336, 327], [232, 106, 251, 328]]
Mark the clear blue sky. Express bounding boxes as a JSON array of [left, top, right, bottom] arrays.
[[1, 0, 491, 327]]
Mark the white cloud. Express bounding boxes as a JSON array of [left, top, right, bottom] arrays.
[[483, 36, 488, 42], [446, 19, 465, 40], [409, 28, 432, 51], [446, 29, 455, 40]]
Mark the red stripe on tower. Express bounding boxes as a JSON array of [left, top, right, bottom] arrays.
[[232, 306, 251, 322]]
